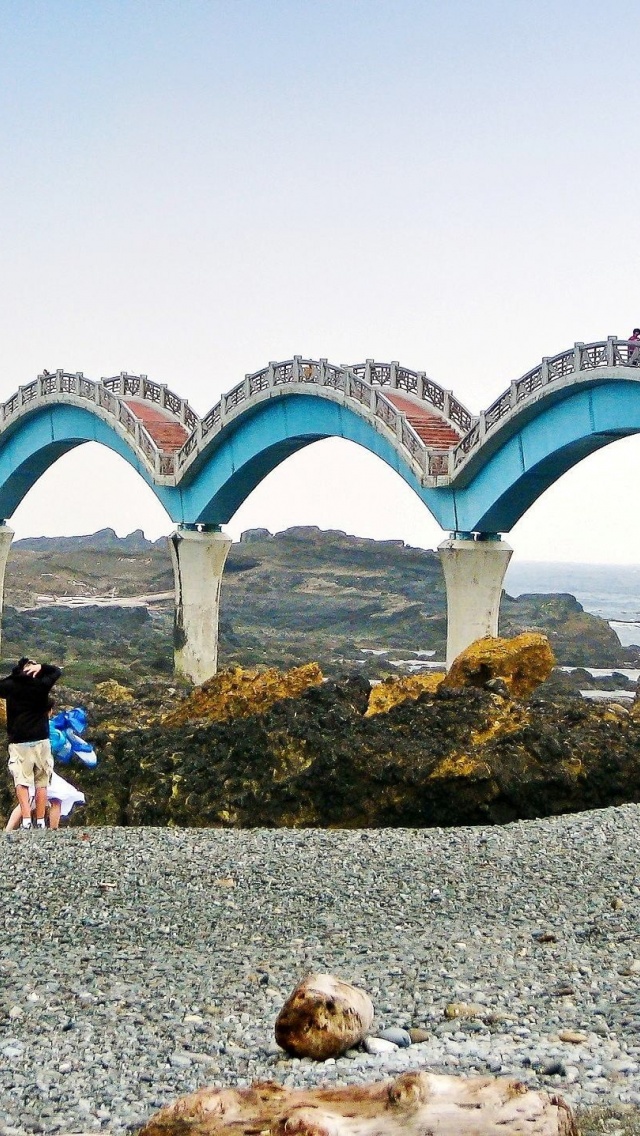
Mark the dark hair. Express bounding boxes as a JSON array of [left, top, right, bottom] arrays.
[[633, 328, 640, 335]]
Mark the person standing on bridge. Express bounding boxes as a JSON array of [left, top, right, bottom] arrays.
[[0, 658, 62, 830], [629, 329, 640, 365]]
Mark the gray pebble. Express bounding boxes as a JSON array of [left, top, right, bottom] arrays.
[[377, 1028, 411, 1048]]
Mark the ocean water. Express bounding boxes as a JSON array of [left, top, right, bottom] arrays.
[[505, 562, 640, 646]]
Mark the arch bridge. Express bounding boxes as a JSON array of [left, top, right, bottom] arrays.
[[0, 335, 637, 679]]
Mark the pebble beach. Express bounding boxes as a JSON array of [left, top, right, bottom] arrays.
[[2, 807, 640, 1134]]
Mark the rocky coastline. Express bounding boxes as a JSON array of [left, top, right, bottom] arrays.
[[2, 528, 637, 688]]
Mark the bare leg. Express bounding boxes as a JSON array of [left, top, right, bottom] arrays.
[[48, 800, 61, 830], [15, 783, 32, 821], [5, 805, 22, 831], [34, 786, 47, 821]]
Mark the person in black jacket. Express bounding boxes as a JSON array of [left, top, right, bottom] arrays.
[[0, 657, 62, 830]]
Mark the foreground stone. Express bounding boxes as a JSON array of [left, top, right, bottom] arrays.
[[275, 973, 374, 1059], [138, 1071, 577, 1136], [443, 632, 555, 698]]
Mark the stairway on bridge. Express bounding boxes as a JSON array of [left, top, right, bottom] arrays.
[[124, 399, 189, 452], [385, 392, 463, 449]]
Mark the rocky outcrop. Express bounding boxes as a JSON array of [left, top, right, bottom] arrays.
[[48, 669, 640, 829], [3, 642, 636, 831], [365, 672, 443, 716], [163, 663, 323, 727], [443, 632, 555, 699], [500, 592, 629, 667]]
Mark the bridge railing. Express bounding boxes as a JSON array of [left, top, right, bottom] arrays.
[[175, 356, 435, 477], [0, 357, 459, 485], [102, 373, 199, 432], [350, 360, 474, 432], [0, 370, 180, 480], [450, 337, 640, 475]]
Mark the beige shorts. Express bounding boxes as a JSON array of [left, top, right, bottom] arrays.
[[8, 740, 53, 789]]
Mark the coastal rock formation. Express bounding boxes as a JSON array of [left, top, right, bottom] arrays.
[[3, 528, 635, 690], [163, 662, 323, 727], [500, 591, 630, 667], [139, 1071, 576, 1136], [51, 669, 640, 829], [274, 973, 374, 1059], [443, 632, 555, 698], [3, 636, 634, 830]]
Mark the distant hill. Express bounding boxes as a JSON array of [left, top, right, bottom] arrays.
[[14, 527, 163, 553], [0, 527, 633, 685]]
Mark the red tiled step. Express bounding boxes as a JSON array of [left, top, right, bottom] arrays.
[[124, 399, 190, 453], [385, 392, 462, 449]]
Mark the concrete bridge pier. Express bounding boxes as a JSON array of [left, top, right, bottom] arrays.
[[438, 534, 513, 669], [169, 525, 232, 685], [0, 523, 13, 660]]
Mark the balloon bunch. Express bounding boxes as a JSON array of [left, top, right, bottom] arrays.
[[49, 708, 97, 768]]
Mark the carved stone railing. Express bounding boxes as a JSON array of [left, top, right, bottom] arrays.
[[451, 337, 640, 474], [2, 359, 442, 486], [10, 340, 631, 492], [101, 372, 198, 431], [0, 369, 194, 481], [176, 356, 470, 480], [350, 360, 474, 432]]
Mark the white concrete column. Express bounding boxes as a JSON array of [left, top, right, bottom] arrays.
[[438, 536, 513, 669], [0, 524, 13, 660], [169, 527, 232, 685]]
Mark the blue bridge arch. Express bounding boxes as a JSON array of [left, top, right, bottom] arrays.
[[1, 341, 640, 536]]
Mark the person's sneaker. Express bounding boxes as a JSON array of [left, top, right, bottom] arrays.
[[20, 819, 32, 830]]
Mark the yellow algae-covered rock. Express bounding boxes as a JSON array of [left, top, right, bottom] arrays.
[[443, 633, 555, 700], [365, 672, 444, 717], [429, 753, 492, 781], [164, 662, 323, 727], [94, 679, 134, 703]]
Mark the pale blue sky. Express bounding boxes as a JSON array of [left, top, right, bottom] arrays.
[[1, 0, 640, 561]]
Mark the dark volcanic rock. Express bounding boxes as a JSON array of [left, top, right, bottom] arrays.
[[44, 678, 640, 829]]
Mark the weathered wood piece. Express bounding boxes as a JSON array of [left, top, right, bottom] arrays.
[[274, 973, 374, 1060], [139, 1070, 577, 1136]]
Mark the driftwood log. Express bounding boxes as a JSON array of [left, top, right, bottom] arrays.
[[275, 973, 374, 1060], [138, 1070, 577, 1136]]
